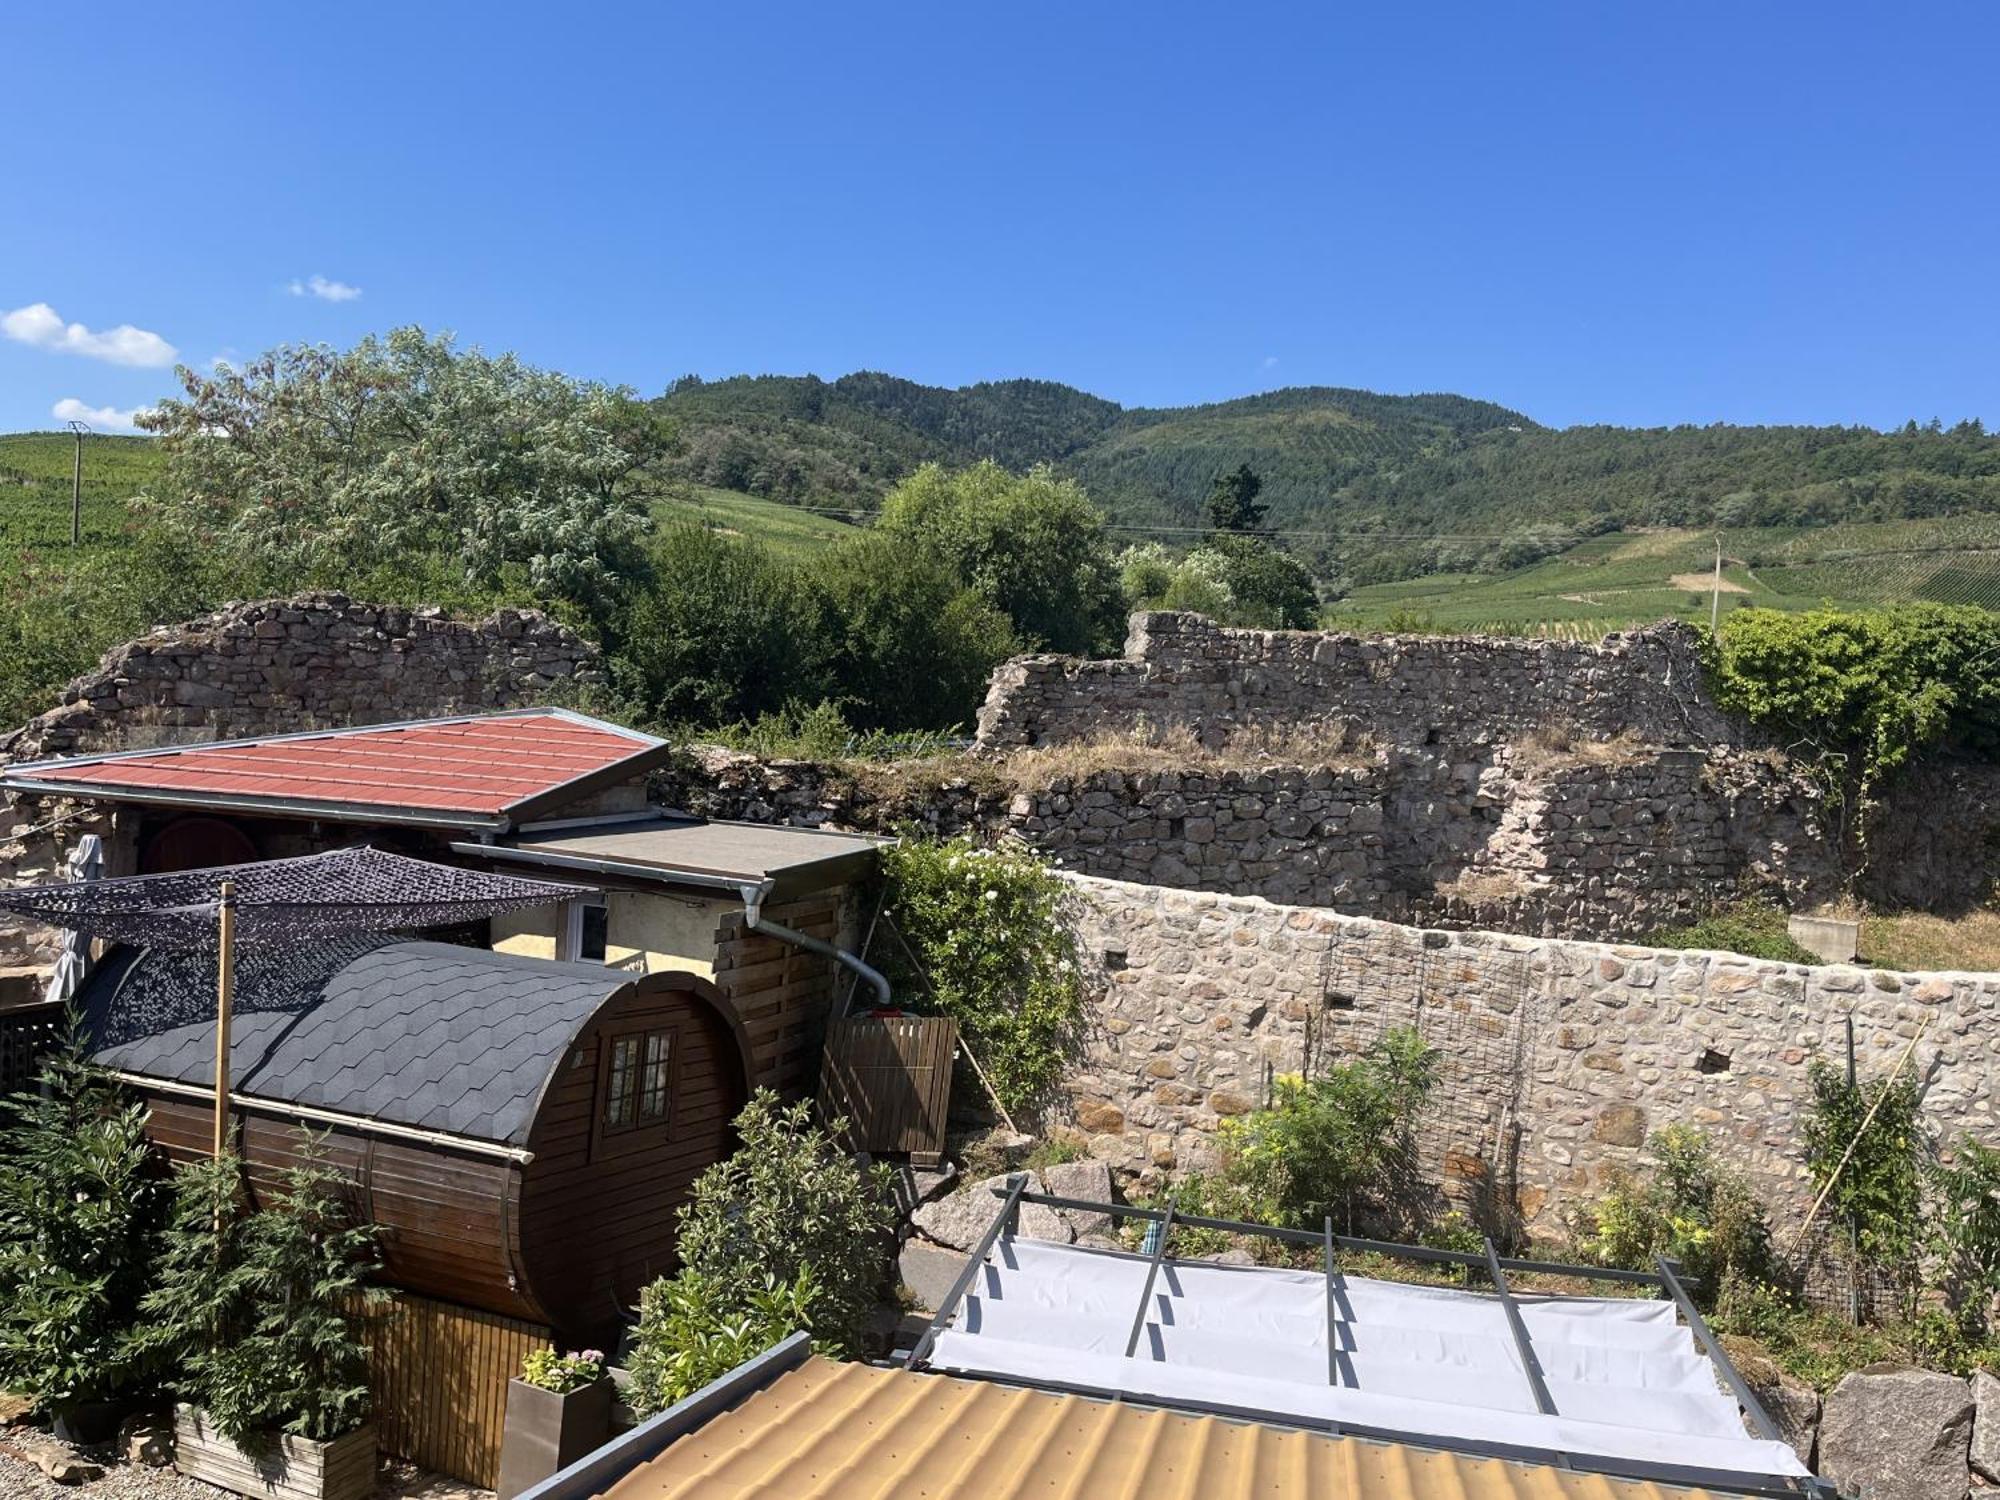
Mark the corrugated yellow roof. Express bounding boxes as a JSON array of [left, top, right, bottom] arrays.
[[603, 1356, 1731, 1500]]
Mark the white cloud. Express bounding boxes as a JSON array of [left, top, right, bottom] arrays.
[[287, 274, 362, 303], [2, 302, 178, 367], [1261, 355, 1280, 370], [51, 397, 156, 434]]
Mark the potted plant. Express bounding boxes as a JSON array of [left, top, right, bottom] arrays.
[[496, 1346, 611, 1500], [141, 1142, 384, 1500], [0, 1021, 162, 1446]]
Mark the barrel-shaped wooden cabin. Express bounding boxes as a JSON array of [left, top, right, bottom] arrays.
[[80, 936, 751, 1342]]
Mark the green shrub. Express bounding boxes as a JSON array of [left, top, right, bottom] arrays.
[[1803, 1058, 1922, 1274], [627, 1268, 820, 1417], [0, 1019, 163, 1413], [1565, 1127, 1773, 1300], [1214, 1028, 1439, 1234], [1927, 1137, 2000, 1331], [139, 1140, 383, 1444], [880, 835, 1086, 1116], [1642, 899, 1821, 964], [670, 1092, 891, 1359]]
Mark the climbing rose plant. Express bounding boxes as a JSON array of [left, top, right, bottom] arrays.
[[880, 834, 1086, 1116]]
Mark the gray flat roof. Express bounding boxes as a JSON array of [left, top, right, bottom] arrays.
[[468, 815, 887, 901]]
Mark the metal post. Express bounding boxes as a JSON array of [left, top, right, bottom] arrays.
[[67, 420, 87, 546], [1124, 1199, 1177, 1358], [1323, 1216, 1349, 1392], [212, 881, 236, 1159], [1711, 534, 1723, 632], [903, 1173, 1031, 1370], [1483, 1236, 1559, 1419]]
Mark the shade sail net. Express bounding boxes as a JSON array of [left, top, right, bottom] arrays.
[[0, 845, 591, 952], [926, 1236, 1810, 1484]]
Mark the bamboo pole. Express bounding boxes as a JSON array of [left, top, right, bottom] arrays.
[[1786, 1013, 1930, 1255], [212, 880, 236, 1160]]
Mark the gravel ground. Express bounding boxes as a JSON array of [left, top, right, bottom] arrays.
[[0, 1449, 489, 1500]]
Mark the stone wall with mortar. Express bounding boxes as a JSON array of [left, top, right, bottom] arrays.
[[975, 612, 1737, 751], [1058, 872, 1995, 1238]]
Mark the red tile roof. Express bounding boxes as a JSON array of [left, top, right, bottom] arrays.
[[7, 711, 664, 825]]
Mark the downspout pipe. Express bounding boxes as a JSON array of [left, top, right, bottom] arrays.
[[740, 880, 891, 1011]]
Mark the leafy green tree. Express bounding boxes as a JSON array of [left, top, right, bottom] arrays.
[[809, 534, 1018, 729], [0, 1018, 163, 1415], [139, 1141, 383, 1444], [610, 526, 833, 726], [668, 1092, 891, 1359], [1205, 534, 1319, 628], [877, 461, 1123, 654], [139, 327, 660, 619], [1206, 463, 1268, 532]]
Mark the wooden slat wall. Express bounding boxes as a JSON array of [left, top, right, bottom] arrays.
[[712, 894, 843, 1096], [818, 1014, 957, 1165], [369, 1290, 549, 1490], [0, 999, 63, 1097]]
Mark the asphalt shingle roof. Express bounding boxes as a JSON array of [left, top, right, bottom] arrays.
[[82, 939, 628, 1146]]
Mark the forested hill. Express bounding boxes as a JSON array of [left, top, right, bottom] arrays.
[[654, 372, 2000, 545]]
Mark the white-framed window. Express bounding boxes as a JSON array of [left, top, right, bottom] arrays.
[[559, 893, 610, 964]]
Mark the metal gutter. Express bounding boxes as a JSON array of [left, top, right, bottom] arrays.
[[515, 1332, 813, 1500], [2, 778, 513, 831], [450, 838, 748, 892], [741, 879, 892, 1008], [109, 1070, 534, 1163]]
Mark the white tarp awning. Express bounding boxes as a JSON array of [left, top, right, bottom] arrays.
[[926, 1236, 1810, 1481]]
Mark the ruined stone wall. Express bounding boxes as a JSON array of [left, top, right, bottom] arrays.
[[0, 594, 603, 982], [975, 612, 1737, 752], [1060, 872, 1995, 1237], [663, 739, 1839, 942], [6, 592, 602, 761]]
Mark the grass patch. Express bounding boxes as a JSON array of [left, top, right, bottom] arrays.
[[1643, 900, 1822, 965], [650, 483, 856, 560]]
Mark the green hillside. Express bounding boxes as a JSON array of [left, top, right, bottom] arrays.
[[0, 432, 164, 548], [651, 483, 855, 559], [653, 374, 2000, 582], [1323, 514, 2000, 638]]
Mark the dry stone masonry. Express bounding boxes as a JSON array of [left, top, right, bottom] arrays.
[[7, 592, 601, 761], [1059, 872, 1996, 1238], [975, 612, 1736, 751]]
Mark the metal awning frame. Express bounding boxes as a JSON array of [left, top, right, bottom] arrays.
[[904, 1180, 1835, 1500]]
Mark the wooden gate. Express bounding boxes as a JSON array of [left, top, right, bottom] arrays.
[[817, 1013, 957, 1166], [369, 1290, 550, 1489]]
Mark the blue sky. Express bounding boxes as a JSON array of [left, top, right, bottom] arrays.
[[3, 2, 1995, 435]]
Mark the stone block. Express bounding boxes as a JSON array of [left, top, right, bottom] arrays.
[[1819, 1366, 1972, 1500]]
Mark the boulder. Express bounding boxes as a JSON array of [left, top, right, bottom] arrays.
[[1974, 1369, 2000, 1485], [909, 1172, 1073, 1252], [1819, 1366, 1973, 1500], [1737, 1352, 1820, 1470], [1041, 1159, 1116, 1239]]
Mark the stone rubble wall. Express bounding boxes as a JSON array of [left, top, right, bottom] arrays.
[[0, 594, 602, 977], [975, 612, 1738, 751], [662, 740, 1839, 942], [6, 592, 602, 761], [1058, 872, 1996, 1239]]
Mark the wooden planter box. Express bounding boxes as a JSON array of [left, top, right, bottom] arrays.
[[172, 1405, 375, 1500], [496, 1378, 614, 1500]]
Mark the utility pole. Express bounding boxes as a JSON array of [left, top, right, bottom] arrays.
[[65, 419, 89, 546], [1710, 534, 1723, 632]]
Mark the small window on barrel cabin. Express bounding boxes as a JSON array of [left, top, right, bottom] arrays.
[[601, 1028, 674, 1140]]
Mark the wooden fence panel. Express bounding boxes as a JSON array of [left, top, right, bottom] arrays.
[[817, 1014, 957, 1166], [368, 1290, 549, 1489], [0, 1000, 63, 1098]]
